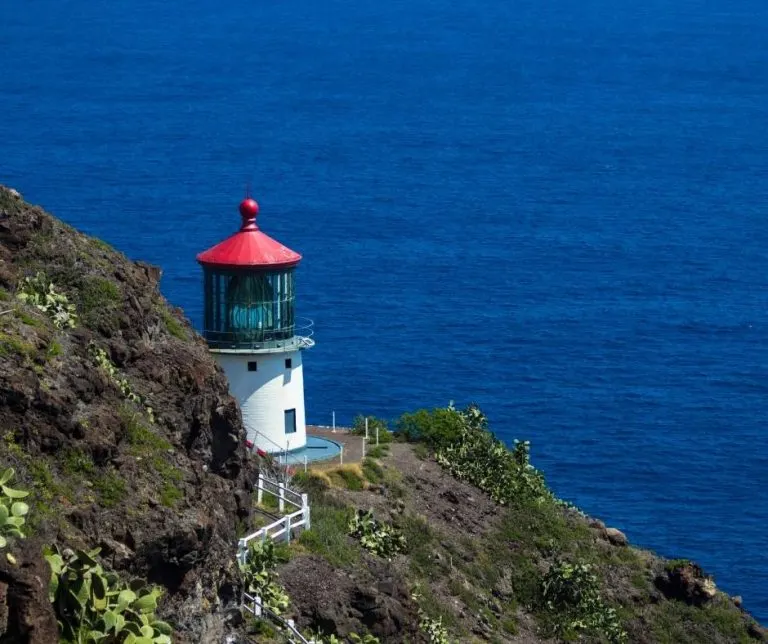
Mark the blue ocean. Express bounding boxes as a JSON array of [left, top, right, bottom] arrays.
[[3, 0, 768, 621]]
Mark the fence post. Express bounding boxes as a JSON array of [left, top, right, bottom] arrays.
[[237, 539, 246, 566], [285, 514, 292, 543], [362, 434, 366, 459], [278, 481, 285, 513], [376, 424, 379, 446], [257, 472, 264, 505], [254, 595, 262, 618], [332, 411, 336, 433], [365, 417, 369, 439], [302, 493, 310, 531]]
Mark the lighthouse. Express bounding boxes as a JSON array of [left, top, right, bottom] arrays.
[[197, 196, 314, 454]]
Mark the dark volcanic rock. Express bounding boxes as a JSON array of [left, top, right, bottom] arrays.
[[655, 562, 717, 607], [280, 554, 422, 643], [0, 186, 255, 641], [0, 540, 59, 643]]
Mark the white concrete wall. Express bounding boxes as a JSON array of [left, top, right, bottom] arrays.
[[214, 350, 307, 453]]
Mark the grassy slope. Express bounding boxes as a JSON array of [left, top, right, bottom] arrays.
[[274, 441, 763, 644]]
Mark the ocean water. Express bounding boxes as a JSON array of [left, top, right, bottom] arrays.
[[3, 0, 768, 620]]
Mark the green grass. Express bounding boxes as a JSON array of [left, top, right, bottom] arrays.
[[60, 448, 95, 476], [14, 308, 43, 328], [366, 444, 390, 459], [89, 237, 114, 252], [78, 277, 121, 329], [298, 497, 359, 567], [326, 465, 366, 491], [46, 339, 63, 360], [160, 308, 187, 340], [93, 469, 127, 508], [121, 407, 171, 451], [0, 332, 35, 358], [0, 288, 9, 301], [645, 598, 755, 644], [160, 482, 183, 507], [413, 443, 430, 460], [361, 457, 384, 484]]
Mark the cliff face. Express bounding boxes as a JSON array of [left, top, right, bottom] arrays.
[[0, 186, 254, 642]]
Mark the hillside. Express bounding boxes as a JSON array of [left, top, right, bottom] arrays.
[[0, 186, 765, 644], [258, 416, 766, 644], [0, 185, 254, 642]]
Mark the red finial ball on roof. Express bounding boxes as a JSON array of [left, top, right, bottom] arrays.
[[239, 198, 259, 221]]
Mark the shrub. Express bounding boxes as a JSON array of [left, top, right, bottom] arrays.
[[434, 405, 548, 505], [44, 545, 172, 643], [17, 272, 77, 329], [0, 468, 30, 549], [395, 407, 466, 448], [348, 509, 406, 559], [541, 560, 626, 643]]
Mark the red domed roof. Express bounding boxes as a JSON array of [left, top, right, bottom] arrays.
[[196, 198, 302, 270]]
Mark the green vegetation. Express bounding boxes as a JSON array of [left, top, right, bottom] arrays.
[[298, 496, 359, 567], [325, 464, 366, 491], [14, 307, 43, 327], [160, 308, 187, 341], [366, 444, 389, 459], [0, 468, 30, 549], [78, 276, 121, 330], [348, 509, 407, 559], [361, 457, 384, 484], [395, 407, 466, 447], [541, 560, 626, 642], [46, 339, 63, 359], [61, 448, 96, 477], [16, 271, 77, 329], [45, 545, 172, 643], [93, 469, 127, 508], [434, 405, 548, 505], [121, 408, 169, 451], [91, 346, 155, 423], [240, 539, 290, 616], [412, 591, 451, 644], [0, 332, 35, 358]]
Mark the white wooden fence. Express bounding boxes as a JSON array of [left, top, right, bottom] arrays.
[[238, 473, 315, 642], [237, 473, 311, 565]]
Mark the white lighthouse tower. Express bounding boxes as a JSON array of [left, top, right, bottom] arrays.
[[197, 196, 314, 454]]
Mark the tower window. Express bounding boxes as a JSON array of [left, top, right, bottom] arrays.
[[285, 358, 292, 369], [247, 361, 258, 372], [285, 409, 296, 434]]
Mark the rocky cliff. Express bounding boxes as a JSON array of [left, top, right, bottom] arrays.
[[0, 186, 254, 642]]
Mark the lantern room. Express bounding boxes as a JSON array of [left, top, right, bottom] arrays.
[[197, 198, 303, 351]]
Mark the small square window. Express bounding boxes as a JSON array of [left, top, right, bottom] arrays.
[[285, 358, 292, 369], [247, 361, 258, 372]]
